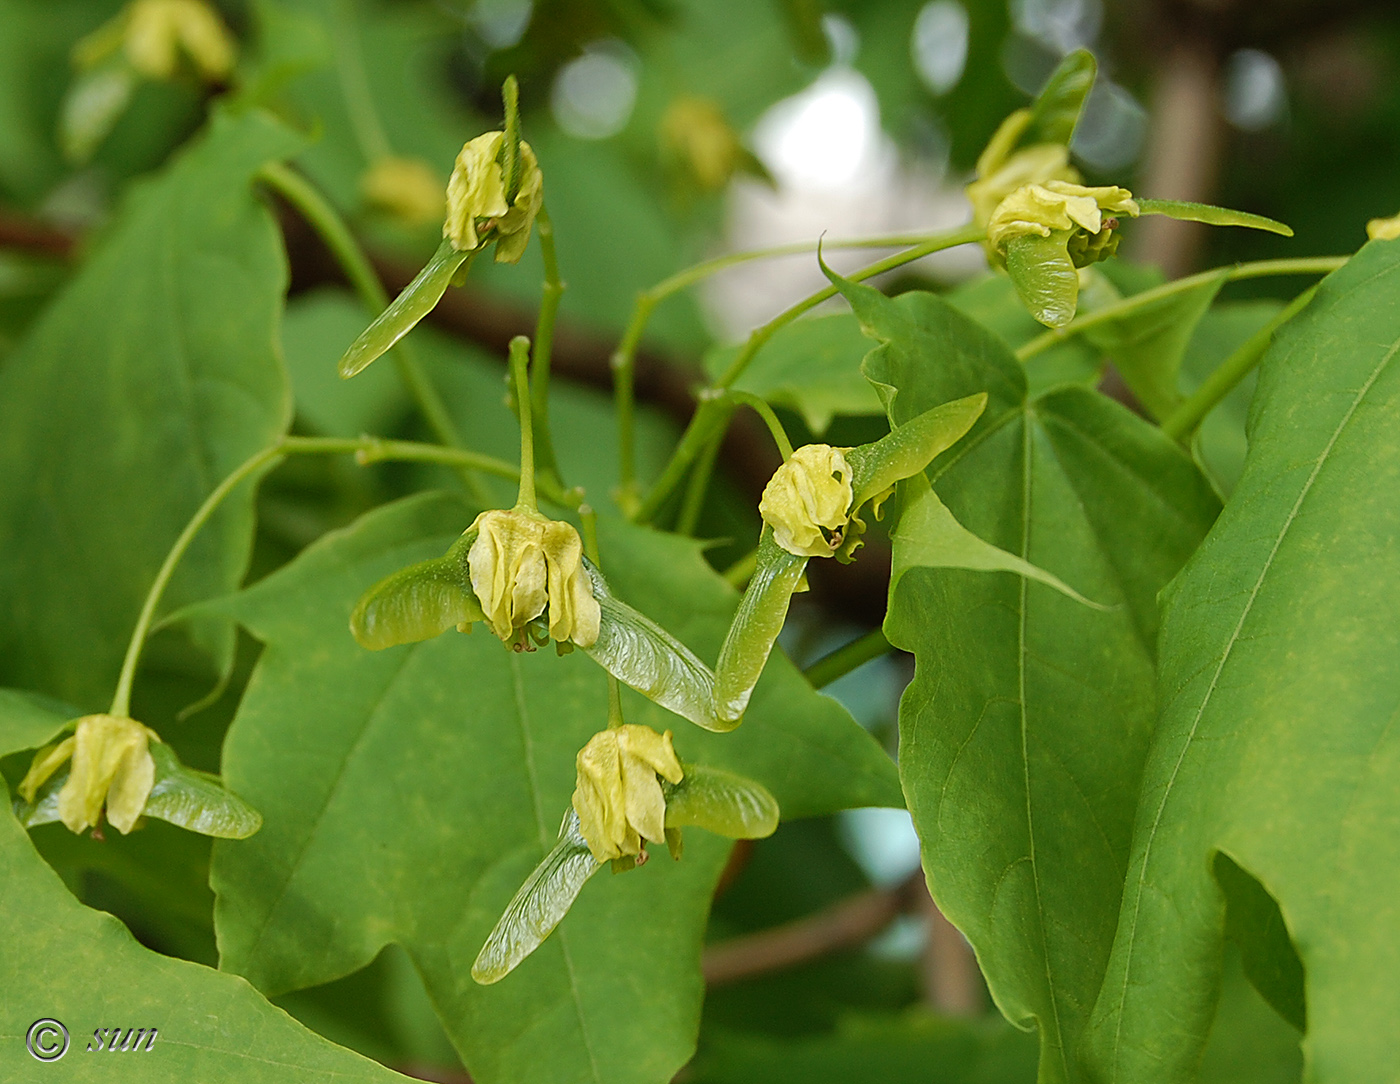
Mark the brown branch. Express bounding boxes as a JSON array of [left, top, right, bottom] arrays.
[[702, 871, 925, 986], [0, 209, 76, 259]]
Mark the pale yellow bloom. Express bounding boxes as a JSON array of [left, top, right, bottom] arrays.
[[466, 509, 600, 648], [361, 156, 446, 227], [1367, 212, 1400, 241], [444, 132, 544, 261], [759, 444, 855, 558], [76, 0, 235, 81], [965, 109, 1081, 230], [987, 180, 1139, 253], [660, 97, 742, 191], [19, 715, 158, 835], [572, 725, 684, 862]]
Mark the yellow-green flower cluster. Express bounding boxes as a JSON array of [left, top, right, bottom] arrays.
[[965, 109, 1080, 232], [466, 509, 600, 649], [987, 180, 1139, 258], [444, 132, 544, 262], [571, 725, 684, 862], [758, 444, 855, 558], [76, 0, 235, 82], [19, 715, 157, 835]]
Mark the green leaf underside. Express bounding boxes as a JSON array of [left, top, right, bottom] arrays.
[[0, 107, 301, 708], [201, 492, 899, 1084], [1084, 270, 1228, 422], [0, 790, 409, 1082], [338, 238, 470, 378], [1137, 198, 1294, 237], [1215, 853, 1306, 1033], [1086, 241, 1400, 1083], [835, 271, 1219, 1083], [1028, 48, 1096, 146], [703, 312, 883, 432]]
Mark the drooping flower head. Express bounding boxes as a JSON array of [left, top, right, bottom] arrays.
[[965, 108, 1081, 233], [571, 725, 685, 863], [987, 180, 1139, 261], [466, 509, 600, 650], [444, 131, 544, 262], [758, 444, 855, 558], [19, 714, 157, 835], [76, 0, 235, 82], [362, 156, 447, 227]]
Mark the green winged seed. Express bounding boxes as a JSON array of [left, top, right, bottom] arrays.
[[350, 532, 483, 650], [845, 393, 987, 510], [472, 809, 601, 985], [339, 238, 473, 378], [1136, 198, 1293, 236], [662, 763, 779, 840], [473, 767, 778, 985], [142, 742, 262, 838], [13, 741, 261, 839], [1005, 231, 1082, 328], [580, 562, 726, 732], [713, 528, 807, 725], [1026, 48, 1097, 146]]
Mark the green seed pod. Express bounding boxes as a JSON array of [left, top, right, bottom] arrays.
[[1004, 231, 1082, 329], [714, 528, 807, 725], [1026, 48, 1097, 146], [1135, 198, 1293, 236], [339, 239, 473, 378], [662, 763, 779, 841], [471, 809, 601, 985], [350, 531, 483, 650], [580, 562, 726, 732]]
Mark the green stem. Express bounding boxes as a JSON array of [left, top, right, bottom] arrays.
[[802, 627, 893, 690], [612, 226, 981, 507], [109, 444, 286, 717], [721, 548, 758, 590], [727, 390, 794, 460], [509, 336, 537, 510], [331, 0, 391, 162], [256, 163, 467, 456], [109, 431, 577, 715], [531, 205, 564, 485], [612, 293, 655, 509], [1160, 284, 1319, 441], [675, 424, 726, 537], [1016, 256, 1348, 361], [636, 225, 984, 523], [635, 395, 732, 524]]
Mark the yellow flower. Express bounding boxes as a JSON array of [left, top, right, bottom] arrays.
[[965, 109, 1080, 231], [466, 509, 600, 649], [1367, 212, 1400, 241], [987, 180, 1139, 254], [444, 131, 544, 262], [76, 0, 235, 82], [571, 725, 684, 863], [361, 156, 447, 227], [660, 96, 742, 191], [19, 715, 158, 835], [758, 444, 855, 558]]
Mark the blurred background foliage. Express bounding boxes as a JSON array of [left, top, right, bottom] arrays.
[[0, 0, 1393, 1079]]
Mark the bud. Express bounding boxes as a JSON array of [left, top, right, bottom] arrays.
[[444, 131, 544, 262], [19, 715, 157, 835], [77, 0, 235, 82], [966, 110, 1082, 231], [660, 96, 743, 191], [1368, 212, 1400, 242], [466, 509, 600, 649], [361, 156, 447, 227], [758, 444, 855, 558], [571, 725, 684, 863]]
